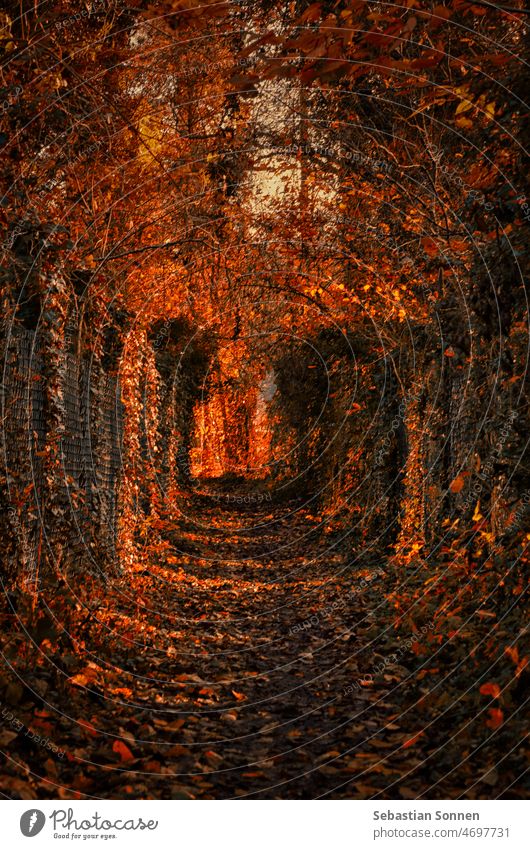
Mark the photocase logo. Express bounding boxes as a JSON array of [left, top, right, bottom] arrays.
[[20, 810, 46, 837]]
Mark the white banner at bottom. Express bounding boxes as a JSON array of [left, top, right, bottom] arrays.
[[2, 799, 529, 849]]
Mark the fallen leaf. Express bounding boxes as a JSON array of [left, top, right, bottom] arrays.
[[449, 474, 465, 493], [402, 731, 424, 748], [112, 740, 134, 762], [479, 683, 501, 699], [78, 719, 99, 738], [485, 708, 503, 730], [220, 710, 238, 721], [231, 690, 247, 702]]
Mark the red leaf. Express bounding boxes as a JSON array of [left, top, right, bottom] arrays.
[[480, 683, 501, 699], [79, 719, 99, 738], [449, 474, 464, 492], [112, 740, 134, 762], [485, 708, 503, 730], [231, 690, 247, 702], [402, 731, 424, 748]]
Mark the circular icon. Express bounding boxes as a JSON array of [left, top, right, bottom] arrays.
[[20, 810, 46, 837]]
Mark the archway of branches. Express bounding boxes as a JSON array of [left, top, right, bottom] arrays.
[[0, 0, 528, 801]]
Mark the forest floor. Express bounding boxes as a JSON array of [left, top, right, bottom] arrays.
[[0, 485, 528, 799]]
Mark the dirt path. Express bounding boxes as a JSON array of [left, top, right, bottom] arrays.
[[2, 491, 526, 800], [115, 493, 391, 800]]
